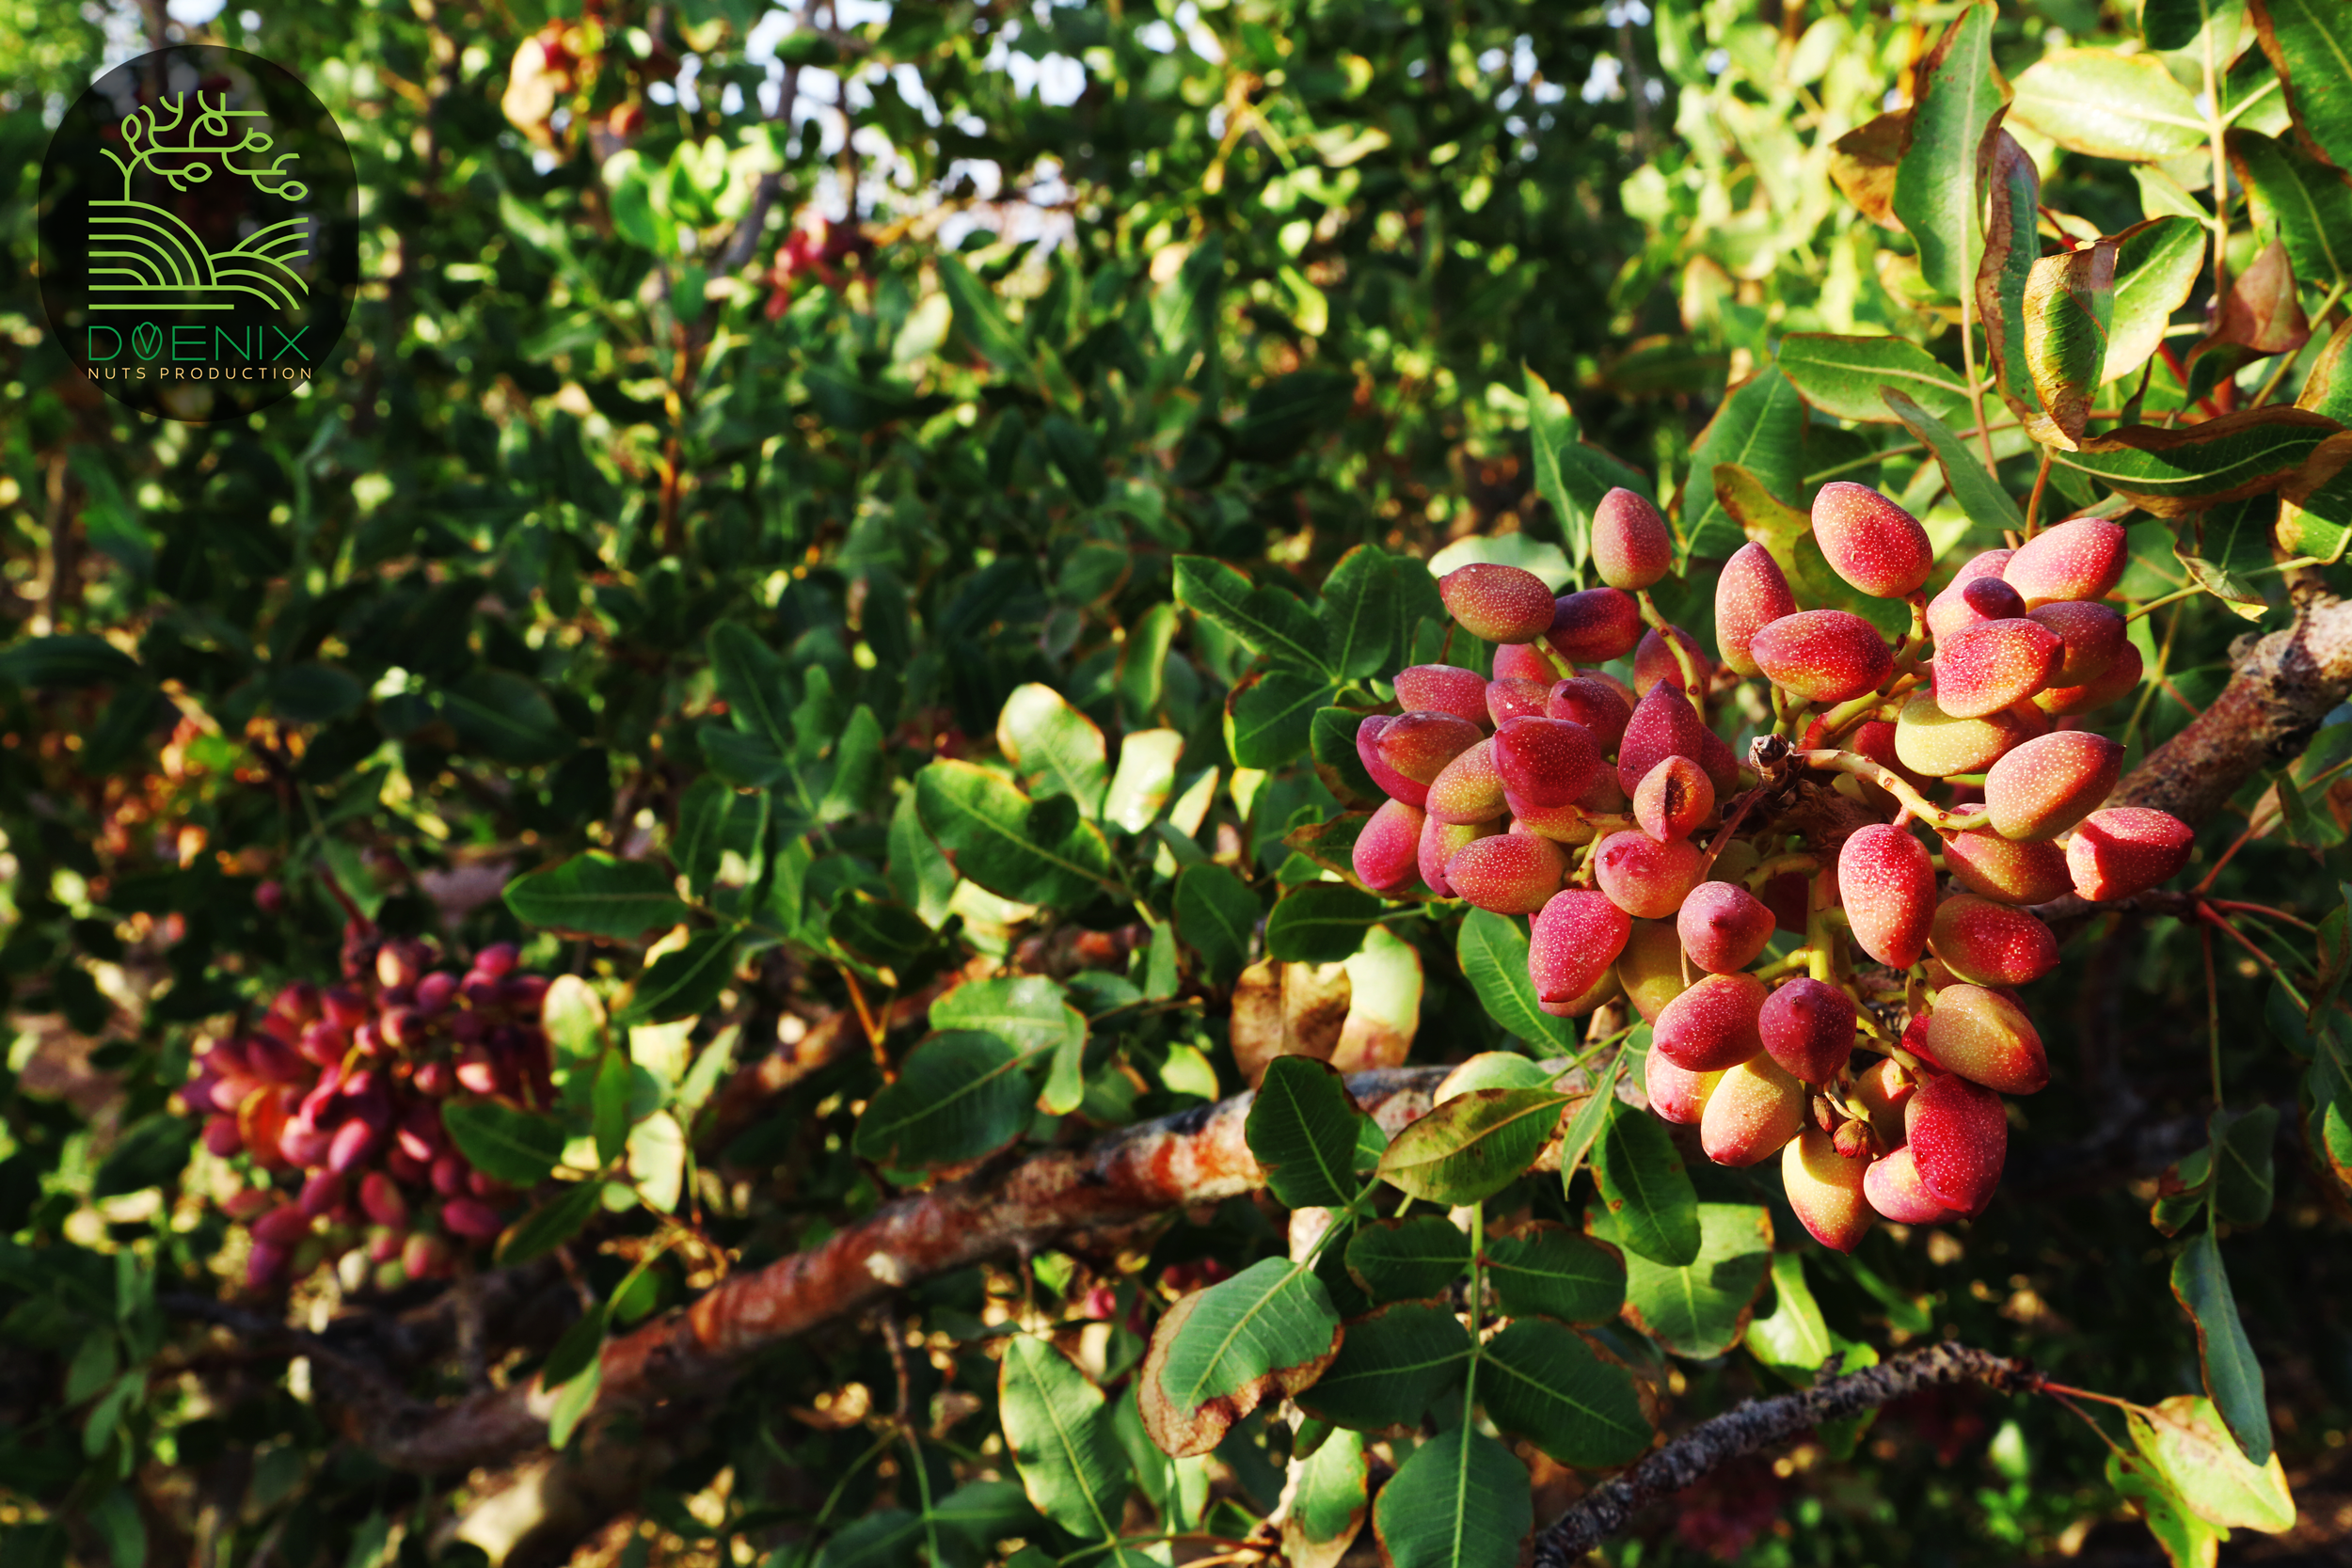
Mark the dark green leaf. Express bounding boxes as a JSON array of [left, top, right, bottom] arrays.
[[1264, 882, 1384, 963], [505, 854, 689, 941], [708, 622, 796, 759], [1228, 670, 1342, 769], [915, 760, 1118, 909], [1370, 1426, 1531, 1568], [853, 1030, 1034, 1169], [933, 978, 1089, 1117], [1590, 1201, 1774, 1359], [1977, 131, 2042, 425], [620, 930, 740, 1023], [1174, 556, 1333, 674], [1248, 1056, 1370, 1211], [1478, 1317, 1653, 1467], [1310, 710, 1383, 806], [0, 634, 139, 689], [1456, 910, 1572, 1052], [1173, 863, 1260, 987], [1883, 389, 2027, 536], [998, 1338, 1129, 1540], [1318, 546, 1401, 681], [1344, 1215, 1472, 1304], [1484, 1224, 1626, 1324], [440, 1101, 565, 1187], [2254, 0, 2352, 175], [496, 1180, 607, 1265], [2055, 408, 2340, 515], [1593, 1097, 1701, 1266], [1682, 369, 1806, 560], [2170, 1227, 2274, 1463], [1891, 3, 2003, 297], [1376, 1088, 1568, 1206], [2215, 1106, 2280, 1228], [1777, 334, 1974, 427], [1139, 1258, 1343, 1456], [92, 1116, 192, 1199], [2231, 130, 2352, 293], [1295, 1301, 1472, 1430]]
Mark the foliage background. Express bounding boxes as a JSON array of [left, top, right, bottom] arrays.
[[3, 0, 2351, 1565]]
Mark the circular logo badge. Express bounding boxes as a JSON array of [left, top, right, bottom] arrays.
[[38, 46, 358, 423]]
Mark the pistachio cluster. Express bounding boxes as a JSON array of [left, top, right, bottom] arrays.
[[1352, 486, 2193, 1246]]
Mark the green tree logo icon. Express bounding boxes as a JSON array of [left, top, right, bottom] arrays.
[[89, 92, 311, 312]]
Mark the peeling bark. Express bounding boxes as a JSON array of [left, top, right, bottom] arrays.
[[1529, 1343, 2039, 1567]]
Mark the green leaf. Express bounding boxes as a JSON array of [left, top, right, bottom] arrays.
[[1228, 670, 1342, 769], [1295, 1301, 1472, 1430], [1310, 710, 1384, 806], [1978, 130, 2042, 424], [707, 624, 796, 756], [1173, 863, 1260, 987], [673, 776, 736, 899], [440, 1101, 565, 1188], [1230, 369, 1358, 463], [2130, 1393, 2297, 1530], [1484, 1224, 1626, 1324], [1174, 556, 1334, 674], [505, 854, 688, 941], [1526, 364, 1652, 577], [998, 1338, 1130, 1541], [1248, 1056, 1371, 1211], [2058, 408, 2341, 515], [1281, 1428, 1368, 1568], [620, 930, 739, 1023], [1593, 1096, 1701, 1266], [996, 685, 1109, 817], [1891, 3, 2004, 298], [2106, 216, 2210, 384], [1591, 1201, 1775, 1359], [2233, 131, 2352, 300], [1318, 546, 1402, 680], [1455, 910, 1572, 1052], [829, 894, 935, 969], [1345, 1215, 1473, 1304], [2107, 1451, 2230, 1568], [1746, 1251, 1872, 1383], [543, 1303, 608, 1449], [2011, 48, 2208, 162], [91, 1114, 192, 1198], [592, 1049, 632, 1166], [2170, 1226, 2274, 1463], [1777, 334, 1974, 427], [887, 788, 960, 929], [1282, 812, 1372, 884], [915, 760, 1118, 909], [496, 1180, 607, 1265], [933, 977, 1089, 1117], [1554, 1043, 1629, 1191], [1377, 1088, 1568, 1206], [0, 633, 139, 689], [816, 705, 883, 824], [2254, 0, 2352, 175], [2146, 0, 2236, 50], [1138, 1257, 1343, 1456], [1104, 729, 1186, 833], [1370, 1426, 1532, 1568], [1681, 368, 1806, 560], [2023, 240, 2118, 449], [2214, 1104, 2280, 1227], [1265, 882, 1385, 963], [438, 670, 573, 765], [1479, 1317, 1653, 1468], [853, 1031, 1035, 1169]]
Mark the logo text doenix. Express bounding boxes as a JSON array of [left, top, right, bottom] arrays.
[[84, 321, 314, 379]]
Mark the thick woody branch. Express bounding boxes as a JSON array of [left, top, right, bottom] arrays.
[[2110, 593, 2352, 826], [353, 1063, 1492, 1474], [1530, 1342, 2040, 1567]]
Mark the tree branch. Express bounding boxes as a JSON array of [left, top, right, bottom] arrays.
[[345, 1062, 1526, 1474], [2110, 593, 2352, 825], [1530, 1343, 2040, 1567]]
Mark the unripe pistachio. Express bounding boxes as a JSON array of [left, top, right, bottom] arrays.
[[1504, 796, 1599, 844], [1633, 754, 1714, 844], [1352, 800, 1427, 894], [1943, 829, 2073, 905], [1426, 738, 1511, 824], [1444, 832, 1568, 914], [2035, 639, 2142, 715], [1677, 881, 1775, 974], [1862, 1144, 1957, 1224], [1701, 1055, 1807, 1166], [1892, 687, 2044, 777], [1616, 684, 1712, 796], [1926, 573, 2027, 644], [1654, 972, 1770, 1072], [1392, 665, 1493, 728], [1493, 716, 1604, 810], [1538, 963, 1624, 1019], [1697, 727, 1743, 800], [1486, 677, 1551, 725], [1633, 625, 1714, 696], [1782, 1128, 1876, 1251], [1646, 1053, 1723, 1124], [1419, 815, 1498, 897], [1547, 587, 1645, 662], [1714, 542, 1798, 678], [1927, 896, 2058, 988], [1983, 730, 2122, 842], [1619, 919, 1692, 1022], [1750, 610, 1895, 705], [1355, 715, 1424, 803], [1375, 712, 1485, 801], [1812, 483, 1934, 598], [1592, 486, 1674, 589], [1530, 890, 1633, 1006], [1543, 676, 1637, 747], [1904, 1071, 2009, 1212], [1493, 641, 1568, 685], [1440, 562, 1559, 643], [1922, 984, 2048, 1095], [1593, 830, 1708, 920], [1837, 823, 1935, 969], [2066, 807, 2195, 901], [1931, 618, 2063, 719], [2003, 516, 2128, 607], [2026, 600, 2126, 685], [1758, 976, 1857, 1083]]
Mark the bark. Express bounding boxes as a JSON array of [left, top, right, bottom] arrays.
[[350, 1064, 1480, 1474], [1529, 1343, 2040, 1568], [2109, 594, 2352, 826]]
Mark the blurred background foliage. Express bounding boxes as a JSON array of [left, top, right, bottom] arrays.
[[5, 0, 2352, 1565]]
